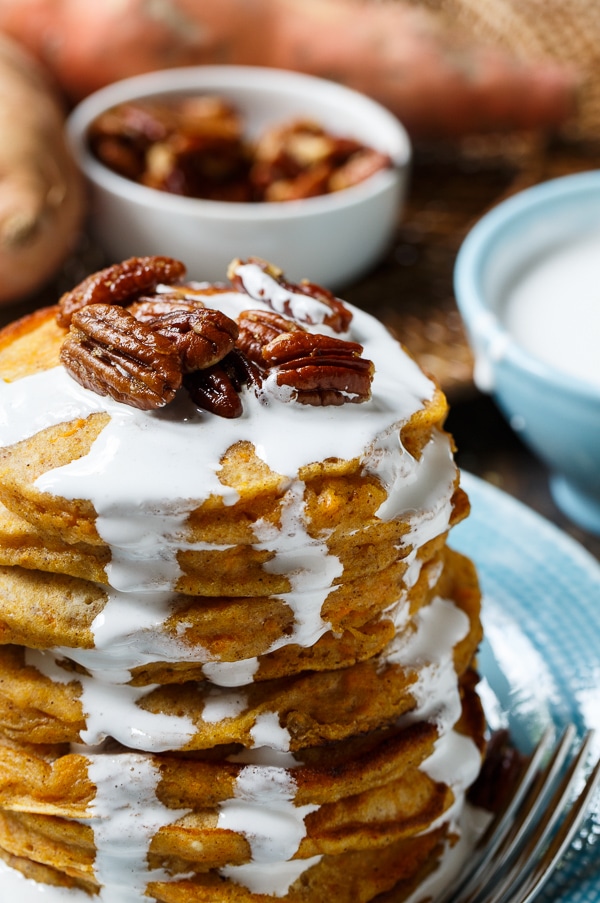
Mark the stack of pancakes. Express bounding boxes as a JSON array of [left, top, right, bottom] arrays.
[[0, 259, 485, 903]]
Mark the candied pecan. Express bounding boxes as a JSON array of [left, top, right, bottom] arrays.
[[60, 304, 183, 410], [128, 295, 205, 322], [262, 332, 363, 365], [90, 99, 390, 203], [263, 332, 374, 406], [293, 280, 353, 333], [228, 257, 352, 333], [228, 348, 263, 393], [184, 367, 242, 418], [57, 256, 187, 328], [143, 134, 252, 201], [89, 100, 176, 147], [184, 350, 255, 418], [176, 96, 243, 141], [91, 136, 145, 181], [138, 96, 251, 200], [88, 101, 177, 180], [251, 120, 342, 191], [328, 149, 392, 192], [236, 309, 304, 365], [250, 119, 385, 201], [262, 162, 332, 202], [146, 308, 239, 372]]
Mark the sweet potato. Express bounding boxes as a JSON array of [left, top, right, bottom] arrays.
[[0, 34, 84, 304], [0, 0, 577, 139]]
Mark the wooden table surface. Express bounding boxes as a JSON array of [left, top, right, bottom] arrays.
[[3, 134, 600, 563]]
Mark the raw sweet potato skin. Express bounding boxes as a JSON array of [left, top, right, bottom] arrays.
[[0, 0, 578, 139], [0, 34, 85, 304], [270, 0, 579, 139], [0, 0, 272, 99]]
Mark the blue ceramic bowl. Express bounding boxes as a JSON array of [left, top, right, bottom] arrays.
[[454, 171, 600, 535]]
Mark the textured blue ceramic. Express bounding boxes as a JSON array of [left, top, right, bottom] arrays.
[[454, 172, 600, 535], [453, 472, 600, 903]]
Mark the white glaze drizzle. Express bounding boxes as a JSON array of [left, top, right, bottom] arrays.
[[217, 765, 320, 895], [25, 590, 469, 758], [40, 430, 457, 696], [252, 479, 340, 650], [20, 587, 476, 897], [24, 647, 196, 752], [232, 263, 343, 328], [82, 752, 189, 903], [388, 595, 470, 733], [0, 266, 472, 899]]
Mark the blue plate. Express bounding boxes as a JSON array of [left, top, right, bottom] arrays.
[[452, 472, 600, 903]]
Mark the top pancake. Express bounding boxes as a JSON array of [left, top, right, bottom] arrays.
[[0, 298, 457, 598]]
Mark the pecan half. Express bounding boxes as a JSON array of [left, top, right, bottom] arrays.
[[60, 304, 183, 410], [228, 257, 352, 333], [87, 100, 178, 181], [236, 309, 304, 365], [128, 295, 205, 322], [261, 162, 332, 202], [262, 331, 374, 405], [249, 119, 380, 202], [184, 350, 258, 418], [146, 308, 239, 372], [293, 280, 353, 333], [89, 100, 390, 202], [57, 256, 187, 328], [328, 148, 393, 192]]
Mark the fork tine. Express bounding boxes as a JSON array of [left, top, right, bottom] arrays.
[[442, 725, 573, 903], [472, 730, 597, 903], [446, 725, 600, 903], [479, 726, 561, 850], [512, 747, 600, 903]]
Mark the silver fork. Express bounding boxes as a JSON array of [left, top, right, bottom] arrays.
[[443, 724, 600, 903]]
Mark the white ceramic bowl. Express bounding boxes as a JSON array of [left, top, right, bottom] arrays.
[[454, 171, 600, 535], [67, 65, 410, 289]]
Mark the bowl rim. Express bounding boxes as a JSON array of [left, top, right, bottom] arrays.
[[454, 169, 600, 401], [67, 64, 411, 222]]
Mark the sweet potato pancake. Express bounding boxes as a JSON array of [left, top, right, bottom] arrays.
[[0, 257, 486, 902]]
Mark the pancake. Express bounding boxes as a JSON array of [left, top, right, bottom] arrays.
[[0, 541, 466, 684], [0, 256, 488, 902], [0, 680, 484, 900]]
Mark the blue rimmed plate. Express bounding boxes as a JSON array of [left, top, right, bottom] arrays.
[[453, 471, 600, 903]]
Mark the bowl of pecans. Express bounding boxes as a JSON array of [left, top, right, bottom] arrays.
[[67, 66, 410, 289]]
